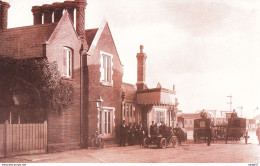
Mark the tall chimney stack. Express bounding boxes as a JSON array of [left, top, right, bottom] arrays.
[[42, 4, 53, 24], [0, 1, 10, 29], [53, 3, 64, 23], [0, 2, 2, 29], [75, 0, 87, 39], [31, 6, 42, 25], [136, 45, 147, 91]]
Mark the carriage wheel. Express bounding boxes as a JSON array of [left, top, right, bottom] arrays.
[[194, 133, 197, 143], [143, 138, 150, 148], [160, 138, 167, 149], [225, 130, 228, 144]]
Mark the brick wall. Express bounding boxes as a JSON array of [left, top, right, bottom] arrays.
[[87, 23, 123, 141], [45, 13, 83, 152]]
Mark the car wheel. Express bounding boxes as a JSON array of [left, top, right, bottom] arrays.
[[172, 137, 178, 148], [143, 138, 149, 148], [160, 138, 167, 149]]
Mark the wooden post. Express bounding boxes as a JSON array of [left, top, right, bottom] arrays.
[[4, 120, 8, 157], [44, 121, 47, 152], [9, 111, 12, 124]]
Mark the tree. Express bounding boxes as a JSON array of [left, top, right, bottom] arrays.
[[0, 57, 74, 123]]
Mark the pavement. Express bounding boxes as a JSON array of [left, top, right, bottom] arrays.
[[0, 131, 259, 163]]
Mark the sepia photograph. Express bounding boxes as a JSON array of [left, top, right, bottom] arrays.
[[0, 0, 259, 165]]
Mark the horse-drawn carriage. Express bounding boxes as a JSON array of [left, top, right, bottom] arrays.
[[193, 118, 213, 143], [143, 127, 185, 149], [224, 117, 249, 144]]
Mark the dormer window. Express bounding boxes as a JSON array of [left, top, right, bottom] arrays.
[[62, 47, 73, 78], [100, 51, 113, 86]]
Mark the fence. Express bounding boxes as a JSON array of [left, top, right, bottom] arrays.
[[0, 121, 47, 157]]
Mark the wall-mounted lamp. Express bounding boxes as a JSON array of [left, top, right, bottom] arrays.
[[96, 96, 104, 109]]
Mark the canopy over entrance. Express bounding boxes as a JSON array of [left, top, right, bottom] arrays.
[[137, 88, 175, 105]]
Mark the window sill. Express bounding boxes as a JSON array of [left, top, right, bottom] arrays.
[[62, 76, 73, 81], [101, 81, 113, 87]]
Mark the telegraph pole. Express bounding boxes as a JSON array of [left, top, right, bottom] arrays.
[[237, 106, 243, 117], [227, 94, 232, 113]]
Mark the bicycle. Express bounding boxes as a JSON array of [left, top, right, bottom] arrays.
[[91, 131, 105, 149]]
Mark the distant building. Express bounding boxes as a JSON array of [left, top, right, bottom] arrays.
[[180, 113, 200, 131]]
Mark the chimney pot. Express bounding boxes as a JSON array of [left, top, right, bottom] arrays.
[[42, 4, 53, 24], [0, 2, 2, 29], [1, 1, 10, 29], [32, 6, 42, 25], [75, 1, 87, 39], [140, 45, 144, 53], [53, 3, 64, 23], [136, 45, 147, 91]]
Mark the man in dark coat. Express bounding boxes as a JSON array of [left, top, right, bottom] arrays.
[[150, 121, 156, 137], [119, 120, 128, 146], [137, 123, 144, 146], [159, 121, 167, 136]]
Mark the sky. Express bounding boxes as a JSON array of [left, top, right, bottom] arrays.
[[4, 0, 260, 118]]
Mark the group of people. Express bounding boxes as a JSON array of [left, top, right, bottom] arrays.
[[120, 120, 184, 147], [119, 120, 148, 146]]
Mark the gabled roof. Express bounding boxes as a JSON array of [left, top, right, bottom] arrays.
[[87, 18, 123, 66], [85, 28, 98, 47], [0, 23, 57, 59]]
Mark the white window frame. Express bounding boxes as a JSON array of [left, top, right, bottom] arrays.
[[100, 51, 113, 86], [62, 47, 73, 78], [154, 108, 167, 125], [98, 107, 115, 138]]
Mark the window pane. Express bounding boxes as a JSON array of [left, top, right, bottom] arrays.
[[108, 112, 111, 134], [99, 111, 102, 134], [105, 112, 107, 134]]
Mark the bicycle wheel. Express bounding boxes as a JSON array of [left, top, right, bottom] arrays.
[[92, 138, 98, 148], [100, 138, 105, 148]]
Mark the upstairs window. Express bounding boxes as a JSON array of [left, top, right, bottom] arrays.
[[62, 47, 72, 78], [100, 52, 113, 85]]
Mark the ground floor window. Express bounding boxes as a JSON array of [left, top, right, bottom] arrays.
[[154, 108, 167, 125], [122, 103, 135, 124], [98, 108, 114, 137]]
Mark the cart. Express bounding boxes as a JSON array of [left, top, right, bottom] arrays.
[[193, 118, 213, 143], [225, 117, 249, 144]]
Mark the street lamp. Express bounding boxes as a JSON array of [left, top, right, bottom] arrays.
[[96, 96, 104, 109]]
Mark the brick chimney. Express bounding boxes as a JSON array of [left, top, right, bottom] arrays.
[[42, 4, 53, 24], [136, 45, 147, 91], [31, 6, 42, 25], [53, 3, 64, 23], [0, 2, 2, 29], [0, 1, 10, 29], [75, 0, 87, 39]]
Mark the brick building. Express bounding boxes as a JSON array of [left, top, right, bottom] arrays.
[[0, 0, 179, 152], [121, 45, 178, 130]]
